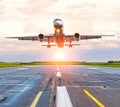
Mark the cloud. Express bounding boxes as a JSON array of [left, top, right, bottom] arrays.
[[18, 0, 57, 15]]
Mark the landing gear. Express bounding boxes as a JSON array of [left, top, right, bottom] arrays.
[[69, 44, 72, 48], [69, 38, 72, 48], [47, 45, 51, 48], [47, 37, 51, 48]]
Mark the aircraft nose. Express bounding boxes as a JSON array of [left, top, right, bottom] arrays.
[[53, 19, 63, 28]]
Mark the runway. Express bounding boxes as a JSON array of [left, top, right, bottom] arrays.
[[0, 65, 120, 107]]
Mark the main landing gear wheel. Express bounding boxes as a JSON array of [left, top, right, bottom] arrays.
[[47, 45, 51, 48], [69, 45, 72, 48]]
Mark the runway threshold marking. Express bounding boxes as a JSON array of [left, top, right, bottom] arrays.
[[83, 89, 105, 107], [57, 86, 73, 107], [30, 91, 42, 107]]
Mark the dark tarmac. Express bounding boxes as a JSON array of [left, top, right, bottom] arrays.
[[0, 65, 120, 107]]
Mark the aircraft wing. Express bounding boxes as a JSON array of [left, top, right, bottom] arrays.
[[80, 35, 101, 39], [6, 36, 39, 41], [65, 34, 114, 41], [6, 35, 55, 42]]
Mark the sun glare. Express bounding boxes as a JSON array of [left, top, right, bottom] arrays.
[[54, 51, 65, 61]]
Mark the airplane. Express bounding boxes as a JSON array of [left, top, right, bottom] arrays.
[[6, 19, 114, 48]]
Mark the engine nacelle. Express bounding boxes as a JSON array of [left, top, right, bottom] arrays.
[[39, 34, 44, 42], [74, 33, 80, 41]]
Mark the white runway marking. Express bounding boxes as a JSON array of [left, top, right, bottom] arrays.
[[56, 72, 61, 78], [67, 85, 105, 88], [87, 67, 100, 70], [16, 68, 28, 70], [57, 86, 73, 107]]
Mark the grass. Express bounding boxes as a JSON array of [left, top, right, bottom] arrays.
[[82, 62, 120, 68], [0, 62, 43, 68], [0, 61, 120, 68]]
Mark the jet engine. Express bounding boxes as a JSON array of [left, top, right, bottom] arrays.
[[74, 33, 80, 41], [39, 34, 44, 42]]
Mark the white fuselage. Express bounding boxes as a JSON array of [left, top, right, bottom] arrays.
[[53, 19, 64, 48]]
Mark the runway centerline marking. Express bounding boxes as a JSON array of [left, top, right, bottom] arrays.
[[56, 65, 60, 71], [30, 91, 42, 107], [56, 71, 61, 78], [57, 86, 73, 107], [83, 89, 105, 107]]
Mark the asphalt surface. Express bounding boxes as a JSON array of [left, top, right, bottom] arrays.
[[0, 65, 120, 107]]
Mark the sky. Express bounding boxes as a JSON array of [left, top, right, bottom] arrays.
[[0, 0, 120, 62]]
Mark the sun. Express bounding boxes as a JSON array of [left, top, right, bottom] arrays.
[[54, 51, 65, 61]]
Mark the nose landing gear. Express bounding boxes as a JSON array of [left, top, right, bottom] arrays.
[[47, 37, 51, 48]]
